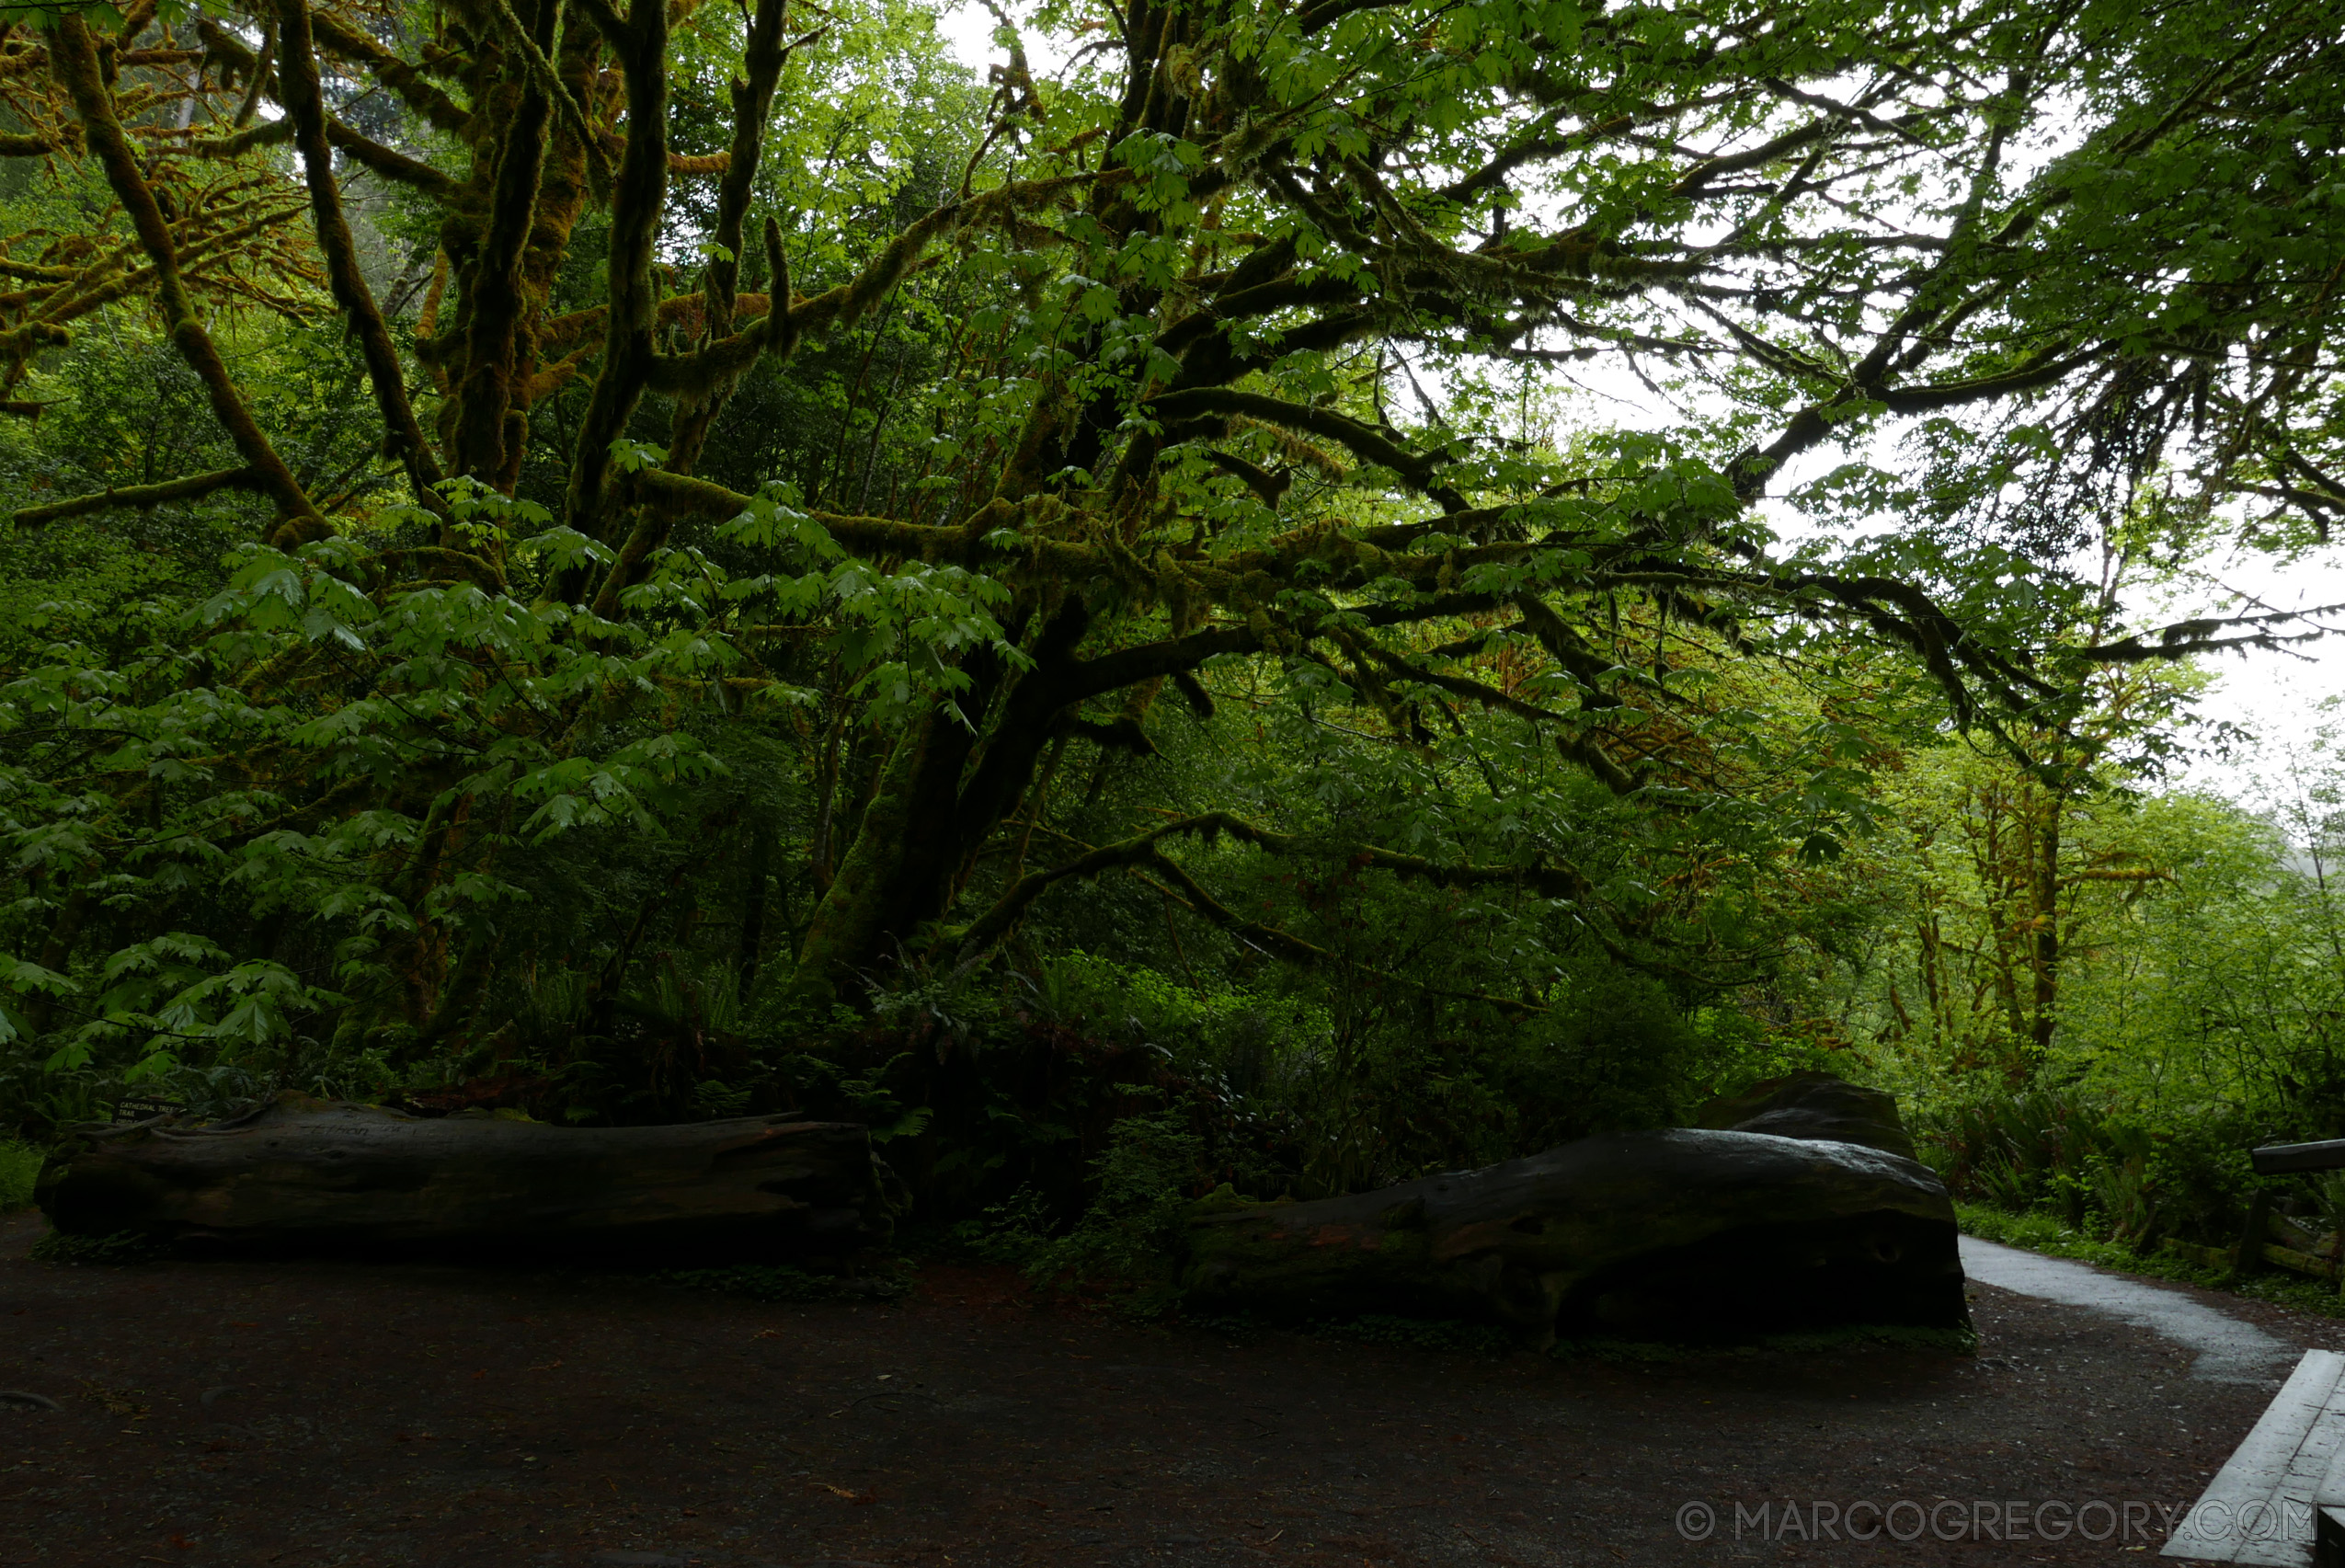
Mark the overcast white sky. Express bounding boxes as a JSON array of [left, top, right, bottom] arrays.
[[929, 3, 2345, 808], [2150, 553, 2345, 800]]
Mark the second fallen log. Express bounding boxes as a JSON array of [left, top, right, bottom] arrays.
[[36, 1091, 900, 1261], [1182, 1126, 1965, 1344]]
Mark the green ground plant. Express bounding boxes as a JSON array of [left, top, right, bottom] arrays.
[[0, 1139, 40, 1210]]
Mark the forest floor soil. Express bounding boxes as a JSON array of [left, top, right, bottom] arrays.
[[4, 1208, 2338, 1567]]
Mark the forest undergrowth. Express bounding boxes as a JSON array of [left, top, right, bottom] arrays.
[[0, 0, 2339, 1315]]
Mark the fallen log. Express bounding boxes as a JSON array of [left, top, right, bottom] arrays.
[[1183, 1077, 1964, 1345], [2270, 1210, 2335, 1257], [36, 1092, 901, 1262], [1692, 1069, 1918, 1161], [2259, 1240, 2338, 1281], [2167, 1239, 2236, 1272]]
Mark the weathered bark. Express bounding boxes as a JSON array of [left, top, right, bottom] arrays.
[[36, 1092, 900, 1262], [1182, 1126, 1964, 1346]]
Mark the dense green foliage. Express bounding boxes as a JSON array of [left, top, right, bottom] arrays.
[[0, 0, 2341, 1267], [1807, 718, 2345, 1258], [0, 1139, 39, 1209]]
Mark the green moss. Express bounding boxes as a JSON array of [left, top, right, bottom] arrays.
[[28, 1230, 163, 1265], [1183, 1310, 1973, 1364], [651, 1262, 911, 1303], [1177, 1309, 1516, 1356], [1316, 1313, 1517, 1356], [1186, 1182, 1260, 1218], [1754, 1322, 1979, 1356], [1551, 1321, 1977, 1364]]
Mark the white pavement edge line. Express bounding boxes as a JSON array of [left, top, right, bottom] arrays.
[[2167, 1349, 2342, 1563]]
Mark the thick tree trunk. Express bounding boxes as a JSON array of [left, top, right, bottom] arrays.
[[737, 817, 776, 998], [2030, 795, 2063, 1068], [1182, 1125, 1965, 1346], [782, 603, 1098, 1008], [36, 1093, 900, 1263]]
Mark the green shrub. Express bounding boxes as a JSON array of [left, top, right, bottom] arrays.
[[0, 1139, 40, 1211], [1023, 1104, 1208, 1312], [944, 1185, 1057, 1264], [1952, 1201, 2145, 1269], [1494, 966, 1699, 1146]]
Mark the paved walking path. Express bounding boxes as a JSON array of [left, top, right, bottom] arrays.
[[1961, 1235, 2299, 1384]]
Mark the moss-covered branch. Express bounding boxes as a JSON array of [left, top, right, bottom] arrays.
[[277, 0, 446, 509], [48, 17, 324, 549], [11, 466, 260, 528], [953, 808, 1592, 997]]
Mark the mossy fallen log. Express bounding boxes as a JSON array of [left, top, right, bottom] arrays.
[[35, 1091, 899, 1262], [1183, 1080, 1964, 1346], [2165, 1240, 2236, 1272], [2261, 1241, 2338, 1280]]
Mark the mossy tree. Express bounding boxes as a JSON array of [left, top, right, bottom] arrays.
[[0, 0, 2339, 1127]]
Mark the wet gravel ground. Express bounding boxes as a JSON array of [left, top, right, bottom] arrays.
[[6, 1208, 2344, 1567]]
